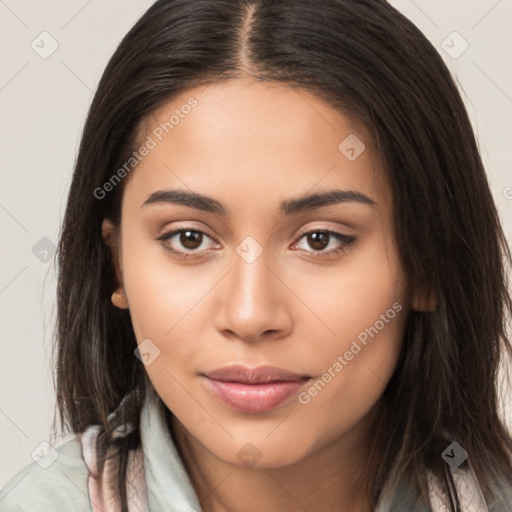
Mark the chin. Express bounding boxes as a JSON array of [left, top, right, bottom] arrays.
[[207, 436, 313, 470]]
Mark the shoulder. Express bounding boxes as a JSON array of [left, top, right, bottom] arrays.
[[0, 436, 91, 512]]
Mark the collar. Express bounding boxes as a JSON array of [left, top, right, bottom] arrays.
[[140, 388, 203, 511]]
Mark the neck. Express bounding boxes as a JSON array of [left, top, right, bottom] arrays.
[[168, 411, 375, 512]]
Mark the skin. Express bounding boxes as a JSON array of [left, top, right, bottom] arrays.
[[104, 78, 428, 511]]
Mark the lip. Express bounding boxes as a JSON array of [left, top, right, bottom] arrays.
[[201, 365, 310, 413]]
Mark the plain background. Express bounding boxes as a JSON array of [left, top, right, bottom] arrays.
[[1, 0, 511, 487]]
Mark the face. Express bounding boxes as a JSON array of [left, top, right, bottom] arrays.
[[106, 78, 412, 469]]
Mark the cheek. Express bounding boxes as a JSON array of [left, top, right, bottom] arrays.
[[120, 236, 211, 403], [290, 234, 406, 351], [120, 223, 210, 339], [291, 238, 407, 420], [295, 297, 406, 451], [119, 229, 235, 411]]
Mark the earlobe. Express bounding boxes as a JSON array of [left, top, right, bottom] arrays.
[[102, 218, 127, 309], [111, 289, 129, 309]]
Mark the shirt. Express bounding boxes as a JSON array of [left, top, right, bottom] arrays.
[[0, 389, 493, 511]]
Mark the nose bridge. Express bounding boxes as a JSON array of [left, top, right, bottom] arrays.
[[214, 237, 291, 341], [230, 241, 277, 316]]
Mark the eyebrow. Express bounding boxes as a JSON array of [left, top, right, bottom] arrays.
[[142, 188, 377, 216]]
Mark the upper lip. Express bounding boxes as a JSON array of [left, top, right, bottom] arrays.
[[203, 365, 310, 384]]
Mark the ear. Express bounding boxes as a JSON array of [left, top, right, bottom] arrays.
[[411, 286, 437, 312], [102, 218, 129, 310]]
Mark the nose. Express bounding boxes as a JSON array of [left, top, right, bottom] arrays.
[[213, 247, 293, 344]]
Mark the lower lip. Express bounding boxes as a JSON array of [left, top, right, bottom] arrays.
[[203, 377, 307, 413]]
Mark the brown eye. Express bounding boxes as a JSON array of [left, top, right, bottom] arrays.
[[306, 232, 330, 251], [157, 227, 219, 260], [179, 230, 203, 250], [293, 229, 356, 258]]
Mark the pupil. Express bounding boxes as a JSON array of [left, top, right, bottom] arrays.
[[308, 232, 329, 250]]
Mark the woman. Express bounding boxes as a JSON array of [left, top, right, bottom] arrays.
[[1, 0, 511, 510]]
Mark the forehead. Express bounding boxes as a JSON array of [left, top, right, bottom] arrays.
[[126, 79, 388, 210]]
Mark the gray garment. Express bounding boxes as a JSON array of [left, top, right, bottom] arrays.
[[0, 434, 91, 512], [0, 391, 201, 512]]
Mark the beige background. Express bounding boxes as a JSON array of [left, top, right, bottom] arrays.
[[1, 0, 511, 487]]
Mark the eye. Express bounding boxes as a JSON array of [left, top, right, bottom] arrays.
[[156, 226, 356, 260], [157, 228, 218, 259], [292, 229, 356, 258]]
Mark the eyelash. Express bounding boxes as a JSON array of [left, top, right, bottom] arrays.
[[156, 227, 356, 261]]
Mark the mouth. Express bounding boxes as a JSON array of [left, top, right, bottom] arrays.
[[201, 365, 311, 413]]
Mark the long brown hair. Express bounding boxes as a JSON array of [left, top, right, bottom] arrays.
[[52, 0, 512, 510]]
